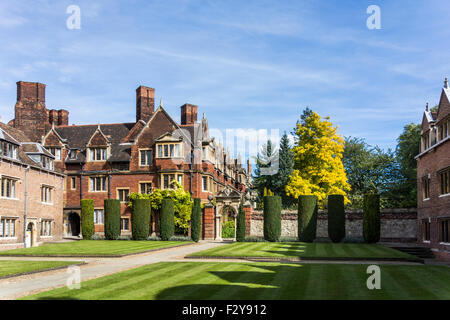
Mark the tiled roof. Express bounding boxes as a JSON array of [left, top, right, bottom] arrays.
[[21, 142, 54, 158], [55, 123, 134, 163]]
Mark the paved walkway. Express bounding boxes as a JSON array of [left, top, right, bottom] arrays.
[[0, 241, 225, 300]]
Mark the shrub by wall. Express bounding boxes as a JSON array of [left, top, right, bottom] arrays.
[[236, 202, 246, 242], [104, 199, 121, 240], [191, 198, 201, 242], [363, 194, 381, 243], [298, 195, 318, 242], [263, 196, 281, 242], [80, 199, 94, 240], [160, 198, 175, 241], [131, 198, 151, 240], [327, 195, 346, 243]]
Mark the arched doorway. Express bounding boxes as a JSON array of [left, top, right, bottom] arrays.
[[25, 222, 35, 247], [221, 206, 236, 239], [68, 212, 80, 237]]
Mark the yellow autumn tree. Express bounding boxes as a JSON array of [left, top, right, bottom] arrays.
[[286, 108, 350, 204]]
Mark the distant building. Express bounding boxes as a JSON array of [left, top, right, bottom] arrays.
[[7, 81, 252, 239], [416, 78, 450, 260], [0, 122, 65, 249]]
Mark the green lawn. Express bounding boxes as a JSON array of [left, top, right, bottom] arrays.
[[0, 240, 193, 257], [0, 260, 81, 278], [22, 262, 450, 300], [187, 242, 418, 260]]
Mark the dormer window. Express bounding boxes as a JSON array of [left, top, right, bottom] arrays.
[[90, 148, 107, 161], [69, 149, 77, 160], [157, 143, 181, 158], [1, 141, 18, 160], [47, 147, 61, 161]]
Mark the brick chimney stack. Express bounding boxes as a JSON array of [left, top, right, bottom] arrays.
[[17, 81, 46, 103], [247, 158, 252, 175], [180, 104, 198, 125], [136, 86, 155, 123]]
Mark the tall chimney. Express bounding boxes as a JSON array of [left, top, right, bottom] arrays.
[[136, 86, 155, 123], [180, 104, 198, 125]]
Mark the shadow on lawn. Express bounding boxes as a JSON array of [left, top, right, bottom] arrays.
[[156, 264, 308, 300], [263, 242, 311, 257]]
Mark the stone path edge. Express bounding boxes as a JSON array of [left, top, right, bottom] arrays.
[[184, 256, 424, 264], [0, 262, 87, 281], [0, 242, 196, 258]]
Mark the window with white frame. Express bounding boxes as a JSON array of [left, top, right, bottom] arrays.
[[41, 156, 54, 170], [0, 218, 16, 237], [202, 176, 208, 192], [162, 174, 183, 189], [1, 177, 17, 198], [94, 209, 104, 224], [0, 141, 18, 160], [157, 143, 181, 158], [47, 147, 61, 160], [40, 220, 52, 236], [140, 182, 152, 194], [90, 148, 107, 161], [71, 177, 76, 190], [90, 177, 107, 192], [120, 218, 130, 231], [139, 149, 152, 166], [117, 188, 130, 202], [41, 185, 53, 203]]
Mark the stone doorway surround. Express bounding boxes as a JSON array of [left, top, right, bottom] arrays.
[[214, 187, 241, 241]]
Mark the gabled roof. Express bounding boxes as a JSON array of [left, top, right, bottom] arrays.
[[21, 142, 54, 158], [54, 123, 134, 163], [0, 127, 20, 145]]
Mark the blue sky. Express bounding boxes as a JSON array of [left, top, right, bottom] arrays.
[[0, 0, 449, 160]]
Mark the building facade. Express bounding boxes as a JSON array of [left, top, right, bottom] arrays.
[[0, 122, 65, 249], [416, 78, 450, 260], [8, 81, 251, 239]]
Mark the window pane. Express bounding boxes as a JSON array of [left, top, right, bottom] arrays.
[[158, 145, 162, 157], [170, 144, 174, 157], [164, 145, 169, 157]]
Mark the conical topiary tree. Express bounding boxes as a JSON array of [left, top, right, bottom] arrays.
[[104, 199, 121, 240], [263, 195, 281, 241], [160, 198, 175, 241], [191, 198, 201, 242], [327, 195, 345, 243], [80, 199, 94, 240], [363, 193, 380, 243], [236, 201, 246, 242], [298, 195, 318, 242]]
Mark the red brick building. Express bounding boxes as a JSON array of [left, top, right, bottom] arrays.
[[0, 122, 65, 249], [416, 78, 450, 260], [8, 81, 252, 239]]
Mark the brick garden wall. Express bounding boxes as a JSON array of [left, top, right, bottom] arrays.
[[251, 208, 417, 242]]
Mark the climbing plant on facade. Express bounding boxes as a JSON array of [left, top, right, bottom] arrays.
[[128, 181, 193, 234]]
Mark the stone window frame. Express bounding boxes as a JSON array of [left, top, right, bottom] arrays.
[[116, 187, 130, 203], [0, 216, 18, 238], [421, 174, 431, 200], [139, 181, 152, 194], [70, 177, 77, 190], [120, 217, 130, 231], [46, 146, 62, 161], [40, 184, 54, 205], [0, 175, 19, 200], [438, 167, 450, 196], [89, 176, 107, 192], [40, 218, 54, 237], [156, 142, 182, 159], [422, 218, 431, 243], [161, 173, 183, 190], [438, 217, 450, 244], [138, 148, 152, 167], [89, 147, 108, 162], [93, 208, 104, 225]]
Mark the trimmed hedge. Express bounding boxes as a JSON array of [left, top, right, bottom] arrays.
[[160, 198, 175, 241], [327, 195, 346, 243], [131, 198, 151, 240], [263, 196, 281, 242], [236, 202, 246, 242], [104, 199, 121, 240], [80, 199, 94, 240], [298, 195, 318, 242], [363, 193, 381, 243], [191, 198, 202, 242]]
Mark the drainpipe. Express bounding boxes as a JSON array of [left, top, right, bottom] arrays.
[[190, 149, 194, 198], [80, 164, 84, 200], [23, 165, 30, 246]]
